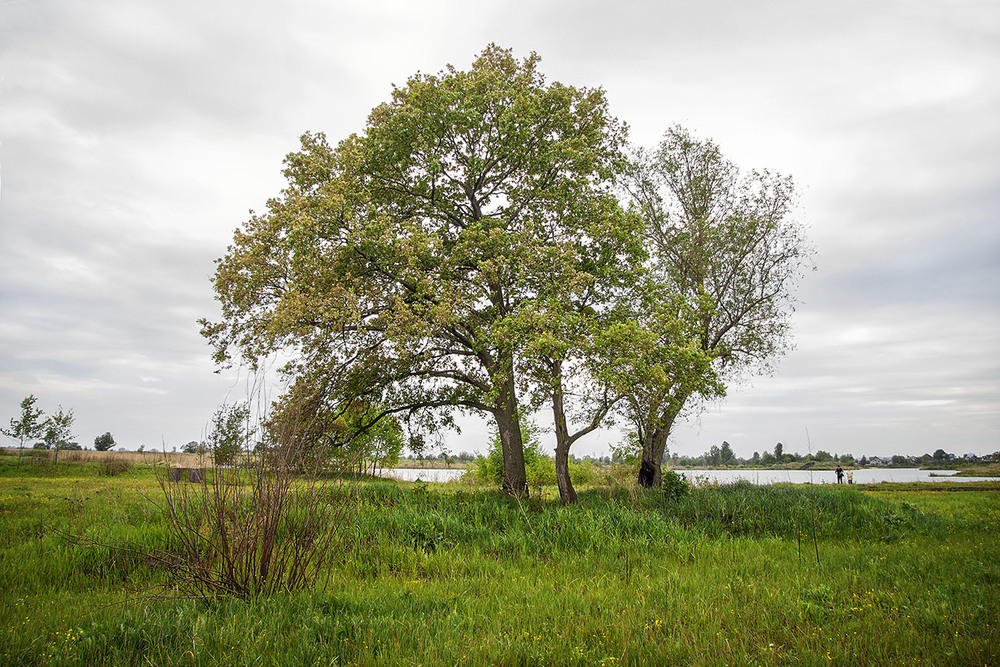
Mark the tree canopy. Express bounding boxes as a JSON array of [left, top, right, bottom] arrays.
[[201, 45, 635, 495], [625, 126, 811, 487], [94, 432, 115, 452], [42, 405, 76, 465], [202, 48, 811, 497]]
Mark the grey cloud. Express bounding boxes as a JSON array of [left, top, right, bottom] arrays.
[[1, 0, 997, 457]]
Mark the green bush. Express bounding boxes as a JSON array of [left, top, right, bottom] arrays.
[[660, 468, 690, 499], [473, 417, 552, 487], [526, 451, 555, 487], [569, 458, 596, 485], [209, 403, 250, 467]]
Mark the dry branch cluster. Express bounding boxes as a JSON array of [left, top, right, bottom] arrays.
[[143, 407, 360, 599]]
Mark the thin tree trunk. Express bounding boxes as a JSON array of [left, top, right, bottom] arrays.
[[554, 443, 576, 504], [552, 376, 577, 505]]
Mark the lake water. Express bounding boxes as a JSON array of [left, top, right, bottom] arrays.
[[672, 468, 995, 485], [375, 467, 995, 485], [375, 467, 469, 483]]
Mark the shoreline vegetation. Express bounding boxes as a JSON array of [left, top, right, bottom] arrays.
[[1, 451, 997, 665], [4, 448, 998, 478]]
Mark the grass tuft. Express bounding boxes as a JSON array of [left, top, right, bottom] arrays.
[[97, 455, 130, 477]]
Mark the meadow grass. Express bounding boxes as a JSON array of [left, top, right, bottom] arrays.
[[0, 455, 996, 665]]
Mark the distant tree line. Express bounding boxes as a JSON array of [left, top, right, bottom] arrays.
[[4, 393, 994, 475], [656, 441, 996, 468]]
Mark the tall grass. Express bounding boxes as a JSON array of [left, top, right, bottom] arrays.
[[96, 454, 130, 477], [0, 456, 996, 665], [0, 447, 212, 468]]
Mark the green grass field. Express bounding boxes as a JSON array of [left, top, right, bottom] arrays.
[[1, 452, 997, 666]]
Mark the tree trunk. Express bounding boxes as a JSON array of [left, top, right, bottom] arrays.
[[495, 357, 527, 496], [496, 408, 527, 495], [552, 377, 577, 505], [554, 441, 576, 505], [637, 409, 678, 489]]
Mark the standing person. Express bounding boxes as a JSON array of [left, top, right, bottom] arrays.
[[835, 466, 844, 484], [847, 469, 854, 484]]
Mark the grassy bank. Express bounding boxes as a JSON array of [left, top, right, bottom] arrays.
[[2, 447, 214, 469], [1, 454, 997, 665], [950, 463, 1000, 477]]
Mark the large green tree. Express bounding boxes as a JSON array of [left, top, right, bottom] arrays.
[[626, 126, 811, 488], [201, 46, 629, 495], [598, 282, 723, 487], [513, 300, 621, 504]]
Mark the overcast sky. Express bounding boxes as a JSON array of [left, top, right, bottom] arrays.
[[1, 0, 997, 459]]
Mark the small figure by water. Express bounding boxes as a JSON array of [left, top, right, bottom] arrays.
[[847, 469, 854, 484], [835, 466, 844, 484]]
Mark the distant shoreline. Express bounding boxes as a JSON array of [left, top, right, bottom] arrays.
[[2, 448, 996, 477], [393, 460, 470, 470]]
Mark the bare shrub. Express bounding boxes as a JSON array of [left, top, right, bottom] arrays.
[[143, 399, 360, 599]]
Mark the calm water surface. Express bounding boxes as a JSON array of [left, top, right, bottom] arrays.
[[376, 467, 995, 485], [375, 467, 469, 483], [673, 468, 994, 485]]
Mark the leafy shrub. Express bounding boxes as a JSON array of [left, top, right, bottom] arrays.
[[660, 468, 691, 499], [473, 417, 552, 487], [595, 463, 636, 488], [526, 451, 556, 487], [569, 459, 596, 485], [208, 403, 251, 467]]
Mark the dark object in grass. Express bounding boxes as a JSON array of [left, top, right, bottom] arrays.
[[638, 460, 656, 488], [167, 467, 205, 483]]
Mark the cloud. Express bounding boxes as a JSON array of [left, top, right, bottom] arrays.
[[1, 0, 997, 457]]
